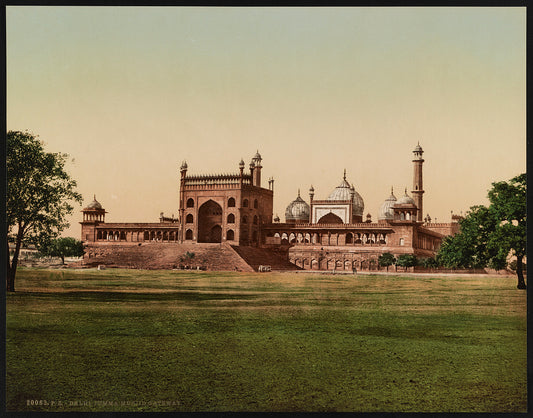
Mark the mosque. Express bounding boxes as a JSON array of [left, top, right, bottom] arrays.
[[80, 144, 461, 271]]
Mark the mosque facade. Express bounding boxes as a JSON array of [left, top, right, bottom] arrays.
[[80, 144, 460, 271]]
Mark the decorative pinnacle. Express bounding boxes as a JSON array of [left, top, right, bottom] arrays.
[[297, 189, 300, 198], [343, 169, 346, 181], [93, 194, 96, 200]]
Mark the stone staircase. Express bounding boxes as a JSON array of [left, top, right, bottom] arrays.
[[230, 245, 301, 271], [83, 242, 254, 272]]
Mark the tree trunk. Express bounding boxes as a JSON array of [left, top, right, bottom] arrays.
[[7, 242, 14, 291], [7, 228, 24, 292], [61, 255, 65, 265], [516, 255, 526, 289]]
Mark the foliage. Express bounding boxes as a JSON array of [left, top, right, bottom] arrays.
[[419, 257, 439, 269], [396, 254, 417, 268], [6, 131, 82, 291], [437, 173, 526, 288], [38, 237, 85, 264], [378, 253, 396, 271], [438, 205, 499, 269]]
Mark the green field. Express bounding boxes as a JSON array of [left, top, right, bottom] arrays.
[[5, 268, 527, 412]]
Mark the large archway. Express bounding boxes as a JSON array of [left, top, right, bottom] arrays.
[[198, 200, 223, 243], [317, 212, 343, 224]]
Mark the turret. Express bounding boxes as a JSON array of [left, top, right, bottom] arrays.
[[412, 143, 424, 222], [251, 150, 262, 187]]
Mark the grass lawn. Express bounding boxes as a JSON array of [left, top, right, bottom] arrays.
[[5, 268, 527, 412]]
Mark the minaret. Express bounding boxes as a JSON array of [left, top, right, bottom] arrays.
[[251, 150, 262, 187], [179, 161, 188, 242], [412, 143, 424, 222]]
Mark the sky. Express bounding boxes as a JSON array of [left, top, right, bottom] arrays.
[[7, 7, 526, 238]]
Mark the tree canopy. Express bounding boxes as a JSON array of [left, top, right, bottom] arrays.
[[396, 254, 417, 269], [38, 237, 85, 265], [7, 131, 82, 291], [437, 173, 526, 289], [378, 253, 396, 271]]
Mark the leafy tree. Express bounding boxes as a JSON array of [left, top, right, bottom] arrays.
[[38, 237, 85, 265], [438, 205, 499, 269], [420, 257, 439, 269], [437, 173, 526, 289], [487, 173, 526, 288], [6, 131, 82, 291], [396, 254, 417, 270], [378, 252, 396, 271]]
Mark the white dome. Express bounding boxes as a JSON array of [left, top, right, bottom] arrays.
[[86, 195, 103, 210], [327, 173, 364, 217], [378, 188, 397, 220], [396, 189, 416, 205], [285, 191, 310, 222]]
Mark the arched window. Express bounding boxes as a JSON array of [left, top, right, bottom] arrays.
[[186, 198, 194, 208], [144, 231, 149, 240], [185, 229, 193, 240], [227, 213, 235, 223], [254, 199, 258, 209], [242, 216, 248, 224], [253, 215, 258, 225], [399, 238, 405, 246], [252, 231, 258, 242], [97, 231, 102, 240], [346, 233, 353, 244], [186, 214, 194, 223], [227, 229, 235, 240], [228, 197, 235, 207], [243, 199, 249, 208], [120, 231, 126, 240]]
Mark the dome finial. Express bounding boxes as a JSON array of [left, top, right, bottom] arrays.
[[297, 188, 300, 198], [93, 194, 96, 200], [343, 169, 346, 181], [391, 186, 393, 195], [405, 187, 408, 195]]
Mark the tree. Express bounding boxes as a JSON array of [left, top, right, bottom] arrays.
[[487, 173, 526, 288], [438, 205, 500, 269], [437, 173, 526, 289], [378, 252, 396, 272], [38, 237, 85, 265], [7, 131, 82, 291], [396, 254, 417, 270], [420, 257, 439, 270]]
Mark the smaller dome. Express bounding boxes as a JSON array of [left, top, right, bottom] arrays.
[[285, 190, 310, 222], [239, 158, 245, 167], [253, 150, 262, 160], [273, 214, 280, 222], [414, 143, 423, 153], [180, 160, 188, 170], [396, 188, 416, 205], [86, 195, 103, 210], [378, 188, 397, 220], [309, 185, 314, 193]]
